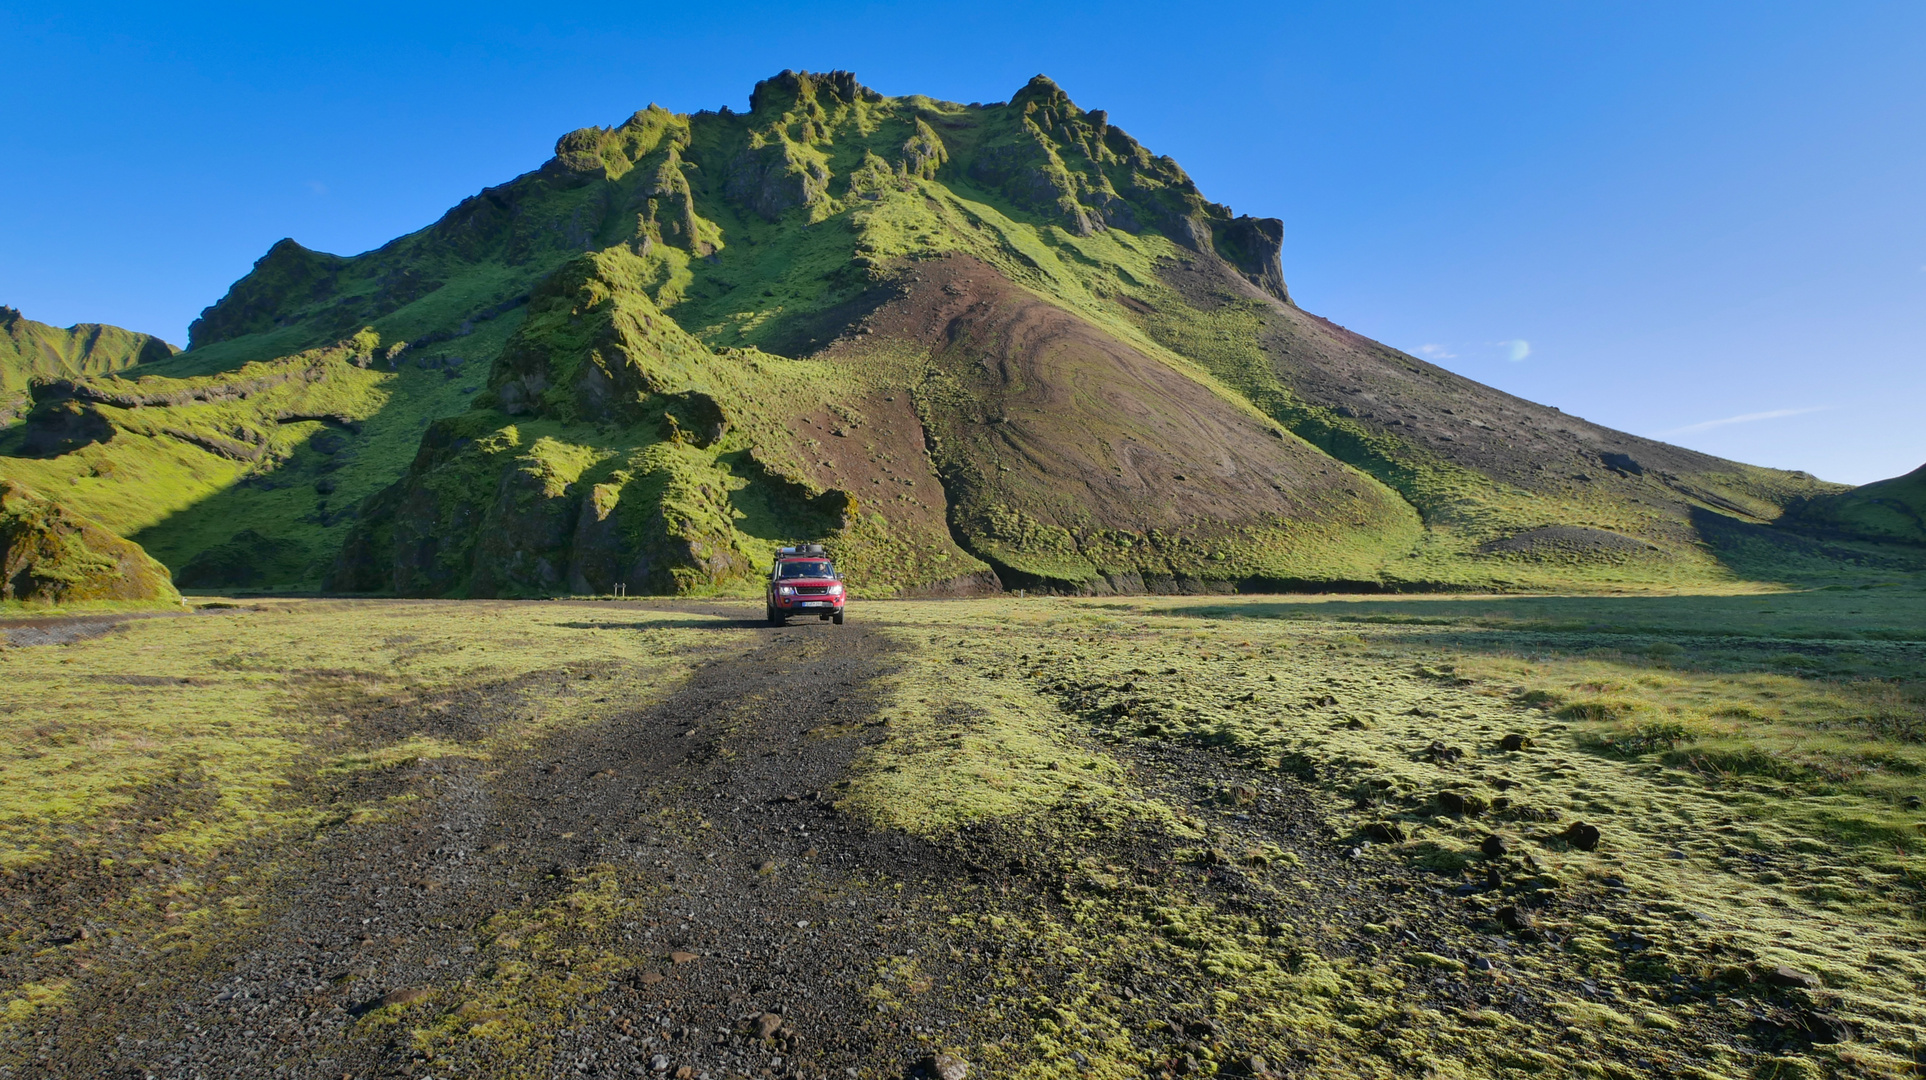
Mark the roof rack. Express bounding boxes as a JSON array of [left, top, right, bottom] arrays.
[[776, 544, 827, 557]]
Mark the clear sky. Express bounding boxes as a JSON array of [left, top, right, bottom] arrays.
[[4, 1, 1921, 483]]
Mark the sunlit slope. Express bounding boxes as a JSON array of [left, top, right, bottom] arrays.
[[0, 307, 176, 426]]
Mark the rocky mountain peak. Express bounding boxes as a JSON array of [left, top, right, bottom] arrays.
[[747, 69, 877, 116]]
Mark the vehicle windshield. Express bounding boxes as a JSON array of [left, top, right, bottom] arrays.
[[777, 560, 834, 580]]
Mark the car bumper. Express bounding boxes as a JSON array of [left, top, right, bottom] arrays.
[[774, 598, 843, 609]]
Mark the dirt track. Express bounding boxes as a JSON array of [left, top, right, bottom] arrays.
[[23, 613, 996, 1078]]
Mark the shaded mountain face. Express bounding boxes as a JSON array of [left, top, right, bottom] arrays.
[[1784, 463, 1926, 547], [1, 70, 1881, 596], [0, 307, 177, 426]]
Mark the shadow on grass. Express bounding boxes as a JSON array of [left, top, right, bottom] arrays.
[[1167, 590, 1926, 642], [1689, 505, 1926, 584]]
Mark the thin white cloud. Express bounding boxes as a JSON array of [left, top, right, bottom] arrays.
[[1660, 406, 1830, 437], [1502, 339, 1530, 362], [1417, 343, 1457, 359]]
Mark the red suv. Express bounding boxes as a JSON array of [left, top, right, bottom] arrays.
[[766, 545, 846, 625]]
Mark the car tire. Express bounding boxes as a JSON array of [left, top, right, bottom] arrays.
[[766, 606, 783, 626], [832, 610, 845, 625]]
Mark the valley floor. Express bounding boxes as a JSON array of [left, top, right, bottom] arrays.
[[2, 586, 1924, 1079]]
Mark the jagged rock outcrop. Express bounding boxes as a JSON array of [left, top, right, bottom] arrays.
[[0, 480, 180, 605], [328, 249, 863, 597], [488, 248, 717, 425]]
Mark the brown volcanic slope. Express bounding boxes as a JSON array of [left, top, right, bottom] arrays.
[[851, 254, 1417, 590]]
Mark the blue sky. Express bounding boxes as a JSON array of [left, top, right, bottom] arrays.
[[4, 1, 1922, 483]]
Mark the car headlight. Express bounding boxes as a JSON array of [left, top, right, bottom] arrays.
[[778, 586, 797, 596], [827, 583, 843, 595]]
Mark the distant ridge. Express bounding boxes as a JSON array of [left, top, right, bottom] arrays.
[[0, 306, 176, 425]]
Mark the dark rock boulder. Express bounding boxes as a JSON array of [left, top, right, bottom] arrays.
[[1561, 821, 1602, 851]]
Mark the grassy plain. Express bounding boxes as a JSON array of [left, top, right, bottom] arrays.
[[3, 582, 1924, 1077]]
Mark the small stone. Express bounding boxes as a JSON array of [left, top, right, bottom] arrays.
[[1480, 834, 1509, 859], [1224, 784, 1257, 806], [1471, 956, 1492, 971], [1364, 822, 1406, 844], [1905, 795, 1923, 810], [669, 951, 699, 965], [1802, 1009, 1852, 1043], [1562, 822, 1602, 851], [1497, 906, 1533, 932], [1425, 741, 1464, 763], [1499, 733, 1533, 752], [1766, 964, 1820, 989], [803, 846, 820, 858], [1345, 846, 1365, 860], [756, 1012, 783, 1039], [756, 860, 777, 874], [378, 986, 429, 1008], [1439, 791, 1486, 816], [675, 1066, 694, 1080], [637, 971, 664, 985], [928, 1052, 969, 1080], [1184, 1018, 1217, 1037], [649, 1054, 670, 1073], [1246, 1054, 1272, 1076]]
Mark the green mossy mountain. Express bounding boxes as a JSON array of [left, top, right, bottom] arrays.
[[1785, 462, 1926, 546], [0, 307, 177, 426], [3, 70, 1906, 595], [0, 479, 180, 606]]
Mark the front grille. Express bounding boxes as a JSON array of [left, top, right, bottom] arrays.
[[797, 585, 830, 594]]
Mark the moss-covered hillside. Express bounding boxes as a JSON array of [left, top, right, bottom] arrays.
[[3, 70, 1902, 596], [1784, 463, 1926, 547], [0, 307, 176, 426], [0, 479, 180, 607]]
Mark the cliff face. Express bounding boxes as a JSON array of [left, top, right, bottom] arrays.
[[4, 71, 1866, 595]]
